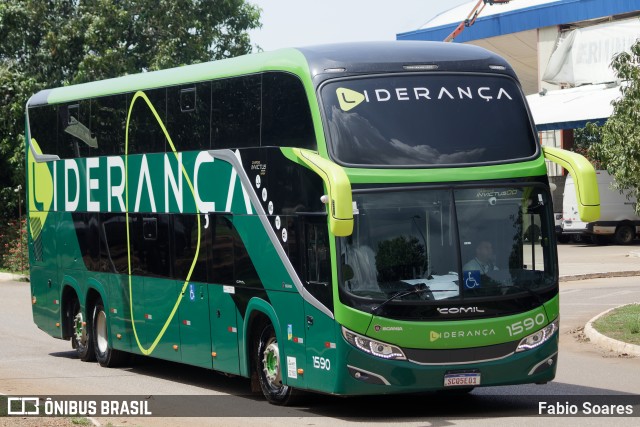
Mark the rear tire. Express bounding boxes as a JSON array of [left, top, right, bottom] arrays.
[[614, 225, 635, 245], [92, 298, 127, 367], [254, 323, 297, 405], [70, 298, 95, 362]]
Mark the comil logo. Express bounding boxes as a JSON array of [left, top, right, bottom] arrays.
[[336, 88, 365, 111]]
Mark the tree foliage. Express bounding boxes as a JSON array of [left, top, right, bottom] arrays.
[[375, 236, 426, 282], [0, 0, 261, 219], [591, 40, 640, 214], [572, 122, 604, 169]]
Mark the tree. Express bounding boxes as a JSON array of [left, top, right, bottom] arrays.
[[572, 122, 604, 169], [0, 0, 261, 220], [375, 236, 426, 282], [591, 40, 640, 214]]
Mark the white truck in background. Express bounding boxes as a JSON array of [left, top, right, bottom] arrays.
[[562, 170, 639, 244]]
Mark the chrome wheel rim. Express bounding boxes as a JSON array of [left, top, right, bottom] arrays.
[[262, 339, 282, 387], [96, 310, 108, 354], [73, 311, 87, 347]]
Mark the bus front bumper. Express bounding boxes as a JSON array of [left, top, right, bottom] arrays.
[[334, 333, 558, 395]]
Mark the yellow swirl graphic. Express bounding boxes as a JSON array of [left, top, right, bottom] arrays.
[[27, 138, 53, 238], [125, 91, 202, 355]]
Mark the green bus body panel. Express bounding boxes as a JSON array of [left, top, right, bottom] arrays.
[[303, 301, 338, 393], [543, 294, 560, 322], [106, 274, 133, 353], [542, 146, 600, 222], [142, 276, 182, 362], [30, 267, 61, 337], [178, 281, 213, 369], [344, 156, 548, 184], [364, 306, 552, 349], [209, 285, 240, 374]]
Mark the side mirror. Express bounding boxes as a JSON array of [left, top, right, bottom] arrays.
[[542, 147, 600, 222], [291, 148, 353, 236]]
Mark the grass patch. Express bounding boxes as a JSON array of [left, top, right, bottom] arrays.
[[593, 303, 640, 346], [71, 417, 92, 426]]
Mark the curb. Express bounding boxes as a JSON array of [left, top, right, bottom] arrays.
[[584, 303, 640, 357], [560, 270, 640, 282]]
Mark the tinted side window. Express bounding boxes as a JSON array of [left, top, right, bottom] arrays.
[[211, 215, 234, 284], [211, 75, 261, 149], [233, 219, 262, 288], [58, 102, 90, 159], [28, 106, 58, 155], [72, 213, 101, 272], [173, 214, 208, 283], [262, 72, 316, 150], [89, 95, 127, 157], [167, 83, 211, 152], [128, 88, 166, 154], [129, 213, 172, 277], [303, 218, 333, 310], [100, 213, 129, 274]]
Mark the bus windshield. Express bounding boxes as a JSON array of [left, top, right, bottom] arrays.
[[339, 185, 556, 318], [321, 74, 537, 167]]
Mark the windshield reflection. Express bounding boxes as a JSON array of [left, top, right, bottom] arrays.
[[339, 186, 557, 318]]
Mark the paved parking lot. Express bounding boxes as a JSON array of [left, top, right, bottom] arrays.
[[558, 240, 640, 278]]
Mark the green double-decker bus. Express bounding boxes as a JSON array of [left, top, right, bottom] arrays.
[[26, 41, 599, 404]]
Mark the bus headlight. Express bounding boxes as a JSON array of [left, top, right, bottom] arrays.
[[516, 319, 559, 352], [342, 326, 406, 360]]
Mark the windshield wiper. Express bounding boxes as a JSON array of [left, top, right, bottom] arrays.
[[372, 283, 432, 314]]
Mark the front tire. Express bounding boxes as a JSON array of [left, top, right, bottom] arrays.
[[92, 299, 127, 367], [70, 299, 95, 362], [255, 323, 296, 405]]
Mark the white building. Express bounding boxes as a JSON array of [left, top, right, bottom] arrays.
[[398, 0, 640, 175]]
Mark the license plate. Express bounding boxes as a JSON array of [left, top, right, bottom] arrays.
[[444, 373, 481, 387]]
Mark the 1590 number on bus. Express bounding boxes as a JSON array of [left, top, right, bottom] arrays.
[[506, 313, 546, 336]]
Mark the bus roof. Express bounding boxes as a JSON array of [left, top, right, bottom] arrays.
[[29, 41, 514, 107]]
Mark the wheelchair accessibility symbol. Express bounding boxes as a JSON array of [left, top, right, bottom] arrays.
[[464, 271, 481, 289], [189, 284, 195, 301]]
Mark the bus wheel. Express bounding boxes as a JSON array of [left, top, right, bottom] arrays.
[[255, 323, 296, 405], [71, 298, 95, 362], [92, 298, 127, 367], [614, 225, 635, 245]]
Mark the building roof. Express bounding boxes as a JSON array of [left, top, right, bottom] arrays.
[[526, 83, 623, 130], [398, 0, 640, 43]]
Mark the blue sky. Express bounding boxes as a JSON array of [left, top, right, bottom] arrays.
[[247, 0, 471, 51]]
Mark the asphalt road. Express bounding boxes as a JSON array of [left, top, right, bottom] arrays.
[[1, 276, 640, 426]]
